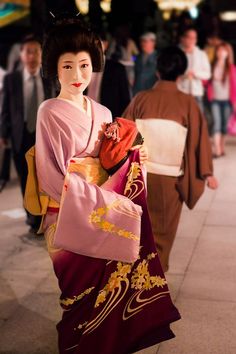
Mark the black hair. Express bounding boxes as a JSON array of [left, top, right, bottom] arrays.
[[206, 30, 221, 39], [42, 17, 104, 79], [180, 26, 198, 37], [157, 46, 187, 81], [20, 34, 42, 50]]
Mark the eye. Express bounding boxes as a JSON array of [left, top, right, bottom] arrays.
[[63, 65, 72, 69], [81, 63, 89, 69]]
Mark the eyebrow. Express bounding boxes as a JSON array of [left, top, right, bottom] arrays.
[[62, 58, 89, 63]]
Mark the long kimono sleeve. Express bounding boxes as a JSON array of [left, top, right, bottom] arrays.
[[36, 102, 142, 263], [36, 105, 68, 202], [177, 96, 213, 209]]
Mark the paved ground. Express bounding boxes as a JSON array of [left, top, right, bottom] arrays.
[[0, 137, 236, 354]]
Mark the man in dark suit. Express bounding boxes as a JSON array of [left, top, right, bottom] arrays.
[[0, 35, 55, 231]]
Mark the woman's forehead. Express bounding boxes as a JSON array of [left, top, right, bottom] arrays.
[[59, 51, 91, 61]]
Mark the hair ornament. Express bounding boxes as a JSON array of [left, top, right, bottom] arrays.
[[49, 11, 55, 18]]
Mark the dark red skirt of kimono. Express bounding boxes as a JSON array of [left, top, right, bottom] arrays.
[[49, 151, 180, 354]]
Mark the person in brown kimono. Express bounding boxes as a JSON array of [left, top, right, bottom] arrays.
[[123, 46, 218, 272]]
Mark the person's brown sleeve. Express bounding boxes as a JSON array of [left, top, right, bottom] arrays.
[[189, 96, 213, 179], [177, 96, 213, 209]]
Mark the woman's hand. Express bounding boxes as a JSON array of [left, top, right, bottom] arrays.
[[206, 175, 218, 190], [130, 144, 148, 165]]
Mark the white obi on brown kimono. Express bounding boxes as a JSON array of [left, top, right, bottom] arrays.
[[136, 119, 187, 177]]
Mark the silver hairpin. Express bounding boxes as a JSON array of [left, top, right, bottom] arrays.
[[49, 11, 55, 18], [76, 12, 81, 17]]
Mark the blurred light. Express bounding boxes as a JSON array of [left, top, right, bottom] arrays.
[[155, 0, 202, 11], [189, 6, 199, 19], [0, 2, 29, 27], [100, 0, 111, 13], [75, 0, 89, 15], [220, 12, 236, 22], [163, 11, 171, 20], [75, 0, 111, 15], [1, 0, 30, 5]]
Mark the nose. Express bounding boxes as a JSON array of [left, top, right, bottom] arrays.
[[73, 66, 83, 81]]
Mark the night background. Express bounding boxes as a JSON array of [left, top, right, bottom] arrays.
[[1, 0, 236, 67]]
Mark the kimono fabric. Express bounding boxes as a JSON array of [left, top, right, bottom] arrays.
[[123, 81, 213, 272], [36, 97, 180, 354]]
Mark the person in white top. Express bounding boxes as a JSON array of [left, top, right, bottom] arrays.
[[178, 27, 211, 111]]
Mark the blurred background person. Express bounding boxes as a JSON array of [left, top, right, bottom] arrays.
[[87, 33, 131, 117], [203, 30, 235, 136], [178, 27, 211, 111], [0, 36, 25, 192], [207, 42, 236, 157], [0, 35, 56, 232], [123, 46, 218, 272], [106, 24, 139, 89], [133, 31, 157, 96], [205, 31, 234, 65]]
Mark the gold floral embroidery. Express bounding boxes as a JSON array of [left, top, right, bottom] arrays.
[[122, 254, 168, 320], [74, 321, 88, 331], [95, 262, 132, 308], [131, 259, 167, 291], [60, 287, 95, 307], [83, 252, 168, 335], [88, 200, 140, 242], [147, 252, 157, 260], [83, 262, 131, 335], [124, 162, 144, 200]]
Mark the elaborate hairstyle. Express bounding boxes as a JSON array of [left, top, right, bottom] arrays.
[[157, 46, 187, 81], [42, 17, 104, 79]]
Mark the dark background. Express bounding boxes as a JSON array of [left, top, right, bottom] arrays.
[[0, 0, 236, 67]]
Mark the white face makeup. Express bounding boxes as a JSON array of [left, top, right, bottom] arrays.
[[57, 51, 93, 96]]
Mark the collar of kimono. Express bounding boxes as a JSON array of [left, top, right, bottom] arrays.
[[153, 80, 179, 92]]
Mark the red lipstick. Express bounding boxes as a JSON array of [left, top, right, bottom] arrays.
[[72, 83, 82, 87]]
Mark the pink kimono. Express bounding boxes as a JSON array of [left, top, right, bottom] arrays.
[[35, 97, 180, 354]]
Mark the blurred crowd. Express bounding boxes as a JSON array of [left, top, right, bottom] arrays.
[[0, 23, 236, 231]]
